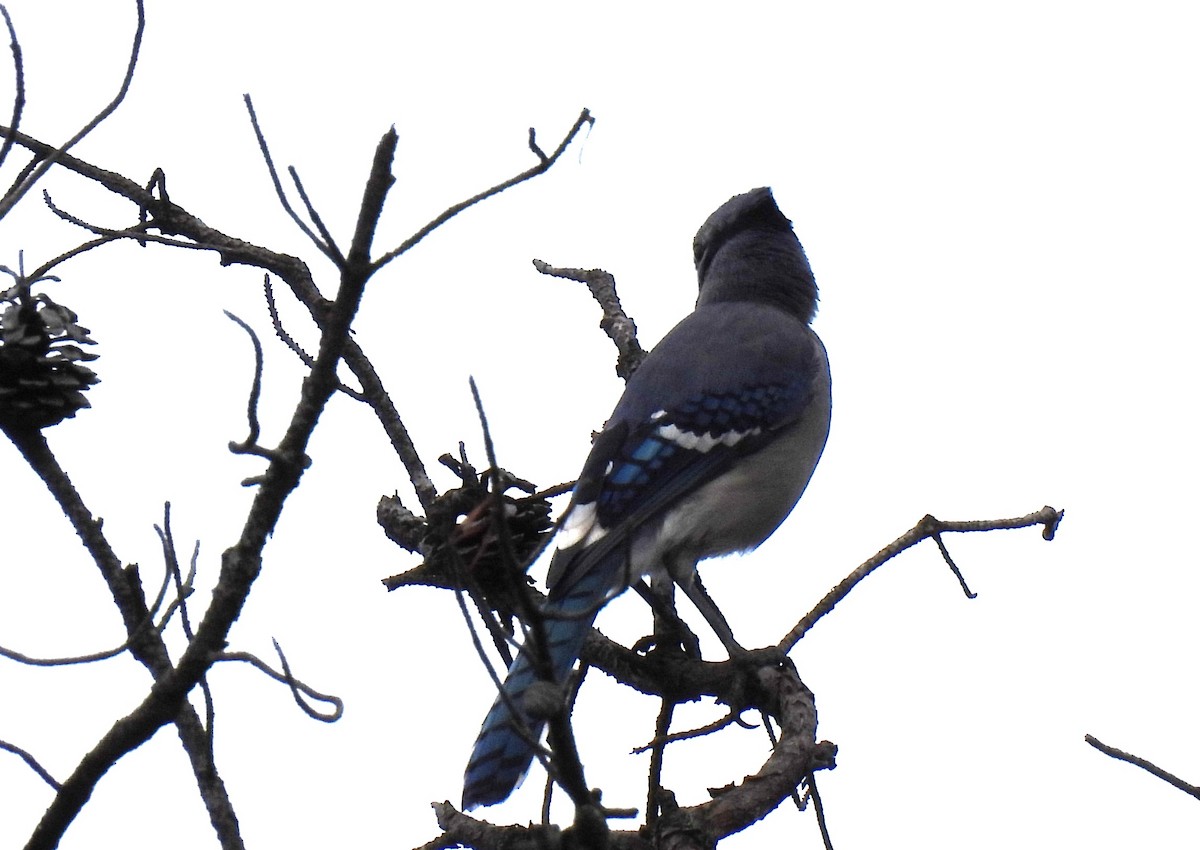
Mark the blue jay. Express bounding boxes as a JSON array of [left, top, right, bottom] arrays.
[[462, 187, 831, 810]]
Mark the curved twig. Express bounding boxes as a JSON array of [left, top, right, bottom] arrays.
[[218, 644, 344, 723], [223, 311, 270, 459], [0, 558, 175, 666]]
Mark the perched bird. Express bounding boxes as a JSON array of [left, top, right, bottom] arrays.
[[462, 187, 832, 810]]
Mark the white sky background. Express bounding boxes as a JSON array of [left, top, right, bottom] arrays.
[[0, 1, 1197, 847]]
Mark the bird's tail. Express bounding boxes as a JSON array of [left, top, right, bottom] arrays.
[[461, 555, 615, 810]]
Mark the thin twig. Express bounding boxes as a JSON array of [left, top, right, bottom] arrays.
[[277, 638, 339, 722], [0, 559, 175, 666], [372, 109, 593, 271], [35, 191, 215, 274], [261, 276, 365, 400], [223, 311, 269, 458], [0, 0, 144, 221], [761, 712, 808, 814], [1085, 734, 1200, 800], [455, 380, 561, 785], [443, 537, 556, 780], [931, 531, 976, 598], [0, 739, 60, 790], [41, 190, 216, 256], [632, 709, 742, 755], [154, 504, 217, 749], [242, 95, 341, 265], [456, 385, 604, 814], [263, 276, 313, 364], [288, 165, 345, 262], [645, 700, 674, 830], [28, 233, 127, 281], [808, 773, 835, 850], [217, 646, 344, 722], [0, 4, 25, 174]]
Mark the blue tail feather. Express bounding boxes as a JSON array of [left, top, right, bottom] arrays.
[[461, 552, 617, 810]]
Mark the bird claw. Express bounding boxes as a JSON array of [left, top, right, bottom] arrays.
[[632, 626, 702, 659]]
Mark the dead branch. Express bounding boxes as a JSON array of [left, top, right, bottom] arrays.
[[780, 506, 1064, 651], [532, 261, 645, 380]]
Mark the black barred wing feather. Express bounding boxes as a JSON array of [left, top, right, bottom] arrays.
[[547, 375, 813, 599], [596, 381, 802, 527]]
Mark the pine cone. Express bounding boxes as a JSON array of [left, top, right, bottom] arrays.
[[0, 285, 99, 431]]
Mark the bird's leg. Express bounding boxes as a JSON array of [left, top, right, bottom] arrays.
[[673, 566, 747, 658], [631, 575, 702, 658], [652, 571, 703, 658]]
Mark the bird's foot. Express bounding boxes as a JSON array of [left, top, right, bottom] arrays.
[[632, 619, 703, 659]]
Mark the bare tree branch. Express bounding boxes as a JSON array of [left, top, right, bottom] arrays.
[[533, 260, 645, 380], [15, 127, 405, 850], [779, 506, 1064, 652], [3, 429, 245, 850], [0, 106, 591, 514], [432, 656, 833, 849]]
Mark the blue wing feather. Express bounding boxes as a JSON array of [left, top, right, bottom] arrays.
[[549, 301, 822, 598]]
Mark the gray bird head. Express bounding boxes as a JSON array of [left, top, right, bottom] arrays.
[[692, 187, 818, 323]]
